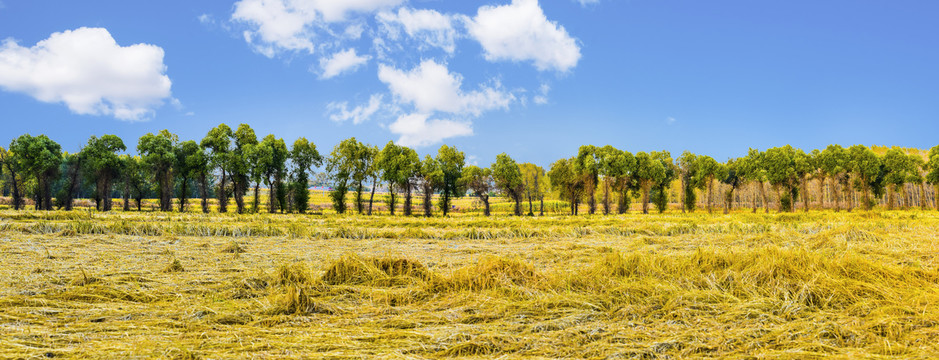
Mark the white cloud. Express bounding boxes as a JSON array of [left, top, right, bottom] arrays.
[[0, 27, 172, 121], [377, 60, 513, 116], [533, 83, 550, 105], [389, 113, 472, 147], [232, 0, 403, 56], [467, 0, 581, 72], [327, 94, 383, 124], [319, 48, 369, 78], [198, 14, 214, 24], [377, 8, 461, 53], [576, 0, 599, 6]]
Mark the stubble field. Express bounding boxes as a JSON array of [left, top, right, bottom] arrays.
[[0, 210, 938, 359]]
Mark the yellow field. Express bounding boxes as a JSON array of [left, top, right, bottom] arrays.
[[0, 210, 937, 358]]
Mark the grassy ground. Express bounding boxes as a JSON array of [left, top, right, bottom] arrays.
[[0, 210, 937, 359]]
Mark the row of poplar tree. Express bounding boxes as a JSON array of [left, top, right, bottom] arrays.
[[2, 124, 938, 215]]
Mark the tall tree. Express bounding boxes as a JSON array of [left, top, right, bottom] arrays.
[[492, 153, 524, 216], [137, 130, 178, 212], [174, 140, 207, 213], [121, 155, 149, 211], [692, 155, 724, 214], [927, 145, 939, 210], [848, 145, 882, 211], [549, 158, 582, 215], [793, 149, 814, 212], [81, 135, 126, 211], [462, 165, 493, 216], [289, 137, 322, 214], [435, 145, 465, 216], [519, 163, 548, 216], [722, 159, 741, 214], [0, 146, 23, 210], [634, 152, 665, 214], [574, 145, 602, 214], [201, 124, 234, 213], [882, 147, 916, 210], [362, 145, 380, 215], [740, 149, 769, 213], [231, 124, 258, 214], [764, 145, 802, 212], [56, 152, 83, 211], [817, 145, 848, 211], [10, 134, 62, 210], [376, 141, 419, 216], [325, 137, 362, 214], [650, 151, 676, 213], [255, 135, 289, 213], [418, 155, 439, 217], [677, 151, 699, 213]]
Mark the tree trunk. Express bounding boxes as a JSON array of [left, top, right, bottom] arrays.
[[919, 183, 927, 210], [602, 180, 611, 215], [218, 171, 229, 213], [179, 178, 189, 213], [123, 180, 130, 212], [724, 188, 733, 214], [706, 178, 713, 214], [268, 178, 278, 214], [404, 183, 412, 216], [234, 176, 246, 214], [641, 182, 651, 214], [887, 187, 896, 210], [514, 195, 522, 216], [388, 182, 397, 216], [482, 195, 490, 216], [254, 182, 262, 213], [527, 195, 534, 216], [759, 182, 769, 213], [801, 177, 809, 212], [900, 185, 908, 210], [422, 183, 433, 217], [618, 189, 629, 214], [367, 177, 377, 215], [831, 178, 841, 211], [751, 182, 758, 213], [680, 177, 687, 213], [539, 196, 544, 216]]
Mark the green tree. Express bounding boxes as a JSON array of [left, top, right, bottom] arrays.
[[692, 155, 724, 214], [435, 145, 465, 216], [362, 145, 380, 215], [174, 140, 209, 213], [254, 135, 289, 213], [908, 154, 928, 210], [201, 124, 234, 213], [650, 151, 676, 213], [462, 165, 493, 216], [721, 159, 741, 214], [289, 137, 322, 214], [817, 145, 848, 211], [121, 155, 149, 211], [634, 152, 665, 214], [80, 135, 126, 211], [549, 158, 582, 215], [793, 149, 814, 212], [137, 130, 178, 212], [418, 155, 439, 217], [882, 147, 916, 210], [0, 146, 24, 210], [574, 145, 601, 214], [848, 145, 882, 210], [492, 153, 524, 216], [56, 152, 83, 210], [519, 163, 548, 216], [927, 145, 939, 210], [677, 151, 699, 213], [763, 145, 801, 212], [231, 124, 258, 214], [10, 134, 62, 210], [376, 141, 419, 216], [325, 138, 363, 214]]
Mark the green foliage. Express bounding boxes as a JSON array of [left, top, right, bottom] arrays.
[[435, 145, 465, 216], [80, 134, 126, 210], [137, 129, 178, 211], [848, 144, 883, 210], [548, 157, 581, 215], [290, 137, 322, 213], [376, 141, 419, 215], [492, 153, 524, 216], [326, 138, 366, 214], [10, 134, 63, 210], [677, 151, 698, 212], [462, 165, 493, 216]]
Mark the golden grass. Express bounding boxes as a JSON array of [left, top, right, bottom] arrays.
[[0, 210, 937, 358]]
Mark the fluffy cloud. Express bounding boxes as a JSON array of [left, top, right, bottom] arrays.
[[467, 0, 581, 72], [327, 94, 383, 124], [389, 113, 472, 147], [0, 27, 172, 121], [576, 0, 599, 6], [377, 60, 513, 116], [232, 0, 403, 56], [319, 48, 369, 78], [377, 8, 461, 53]]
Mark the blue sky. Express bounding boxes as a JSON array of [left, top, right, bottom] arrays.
[[0, 0, 937, 167]]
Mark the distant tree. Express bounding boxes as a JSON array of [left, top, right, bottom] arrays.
[[927, 145, 939, 210], [137, 130, 178, 212], [376, 141, 419, 216], [0, 146, 23, 210], [650, 151, 676, 213], [763, 145, 801, 212], [677, 151, 699, 213], [10, 134, 62, 210], [817, 145, 848, 211], [325, 138, 364, 214], [81, 135, 126, 211], [549, 158, 582, 215], [435, 145, 465, 216], [692, 155, 724, 214], [257, 135, 288, 213], [462, 165, 493, 216], [289, 137, 322, 214], [121, 155, 149, 211], [634, 152, 666, 214], [519, 163, 548, 216], [739, 149, 769, 213], [721, 159, 741, 214], [201, 124, 234, 213], [848, 145, 882, 210], [231, 124, 258, 214], [908, 154, 928, 210], [174, 140, 208, 213], [363, 145, 380, 215], [56, 152, 83, 210], [882, 147, 916, 210], [246, 141, 268, 213], [492, 153, 524, 216], [418, 155, 439, 217], [574, 145, 602, 214], [793, 149, 814, 212]]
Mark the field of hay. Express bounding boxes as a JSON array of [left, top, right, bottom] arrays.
[[0, 210, 938, 359]]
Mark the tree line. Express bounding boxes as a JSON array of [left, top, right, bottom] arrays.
[[1, 126, 938, 215]]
